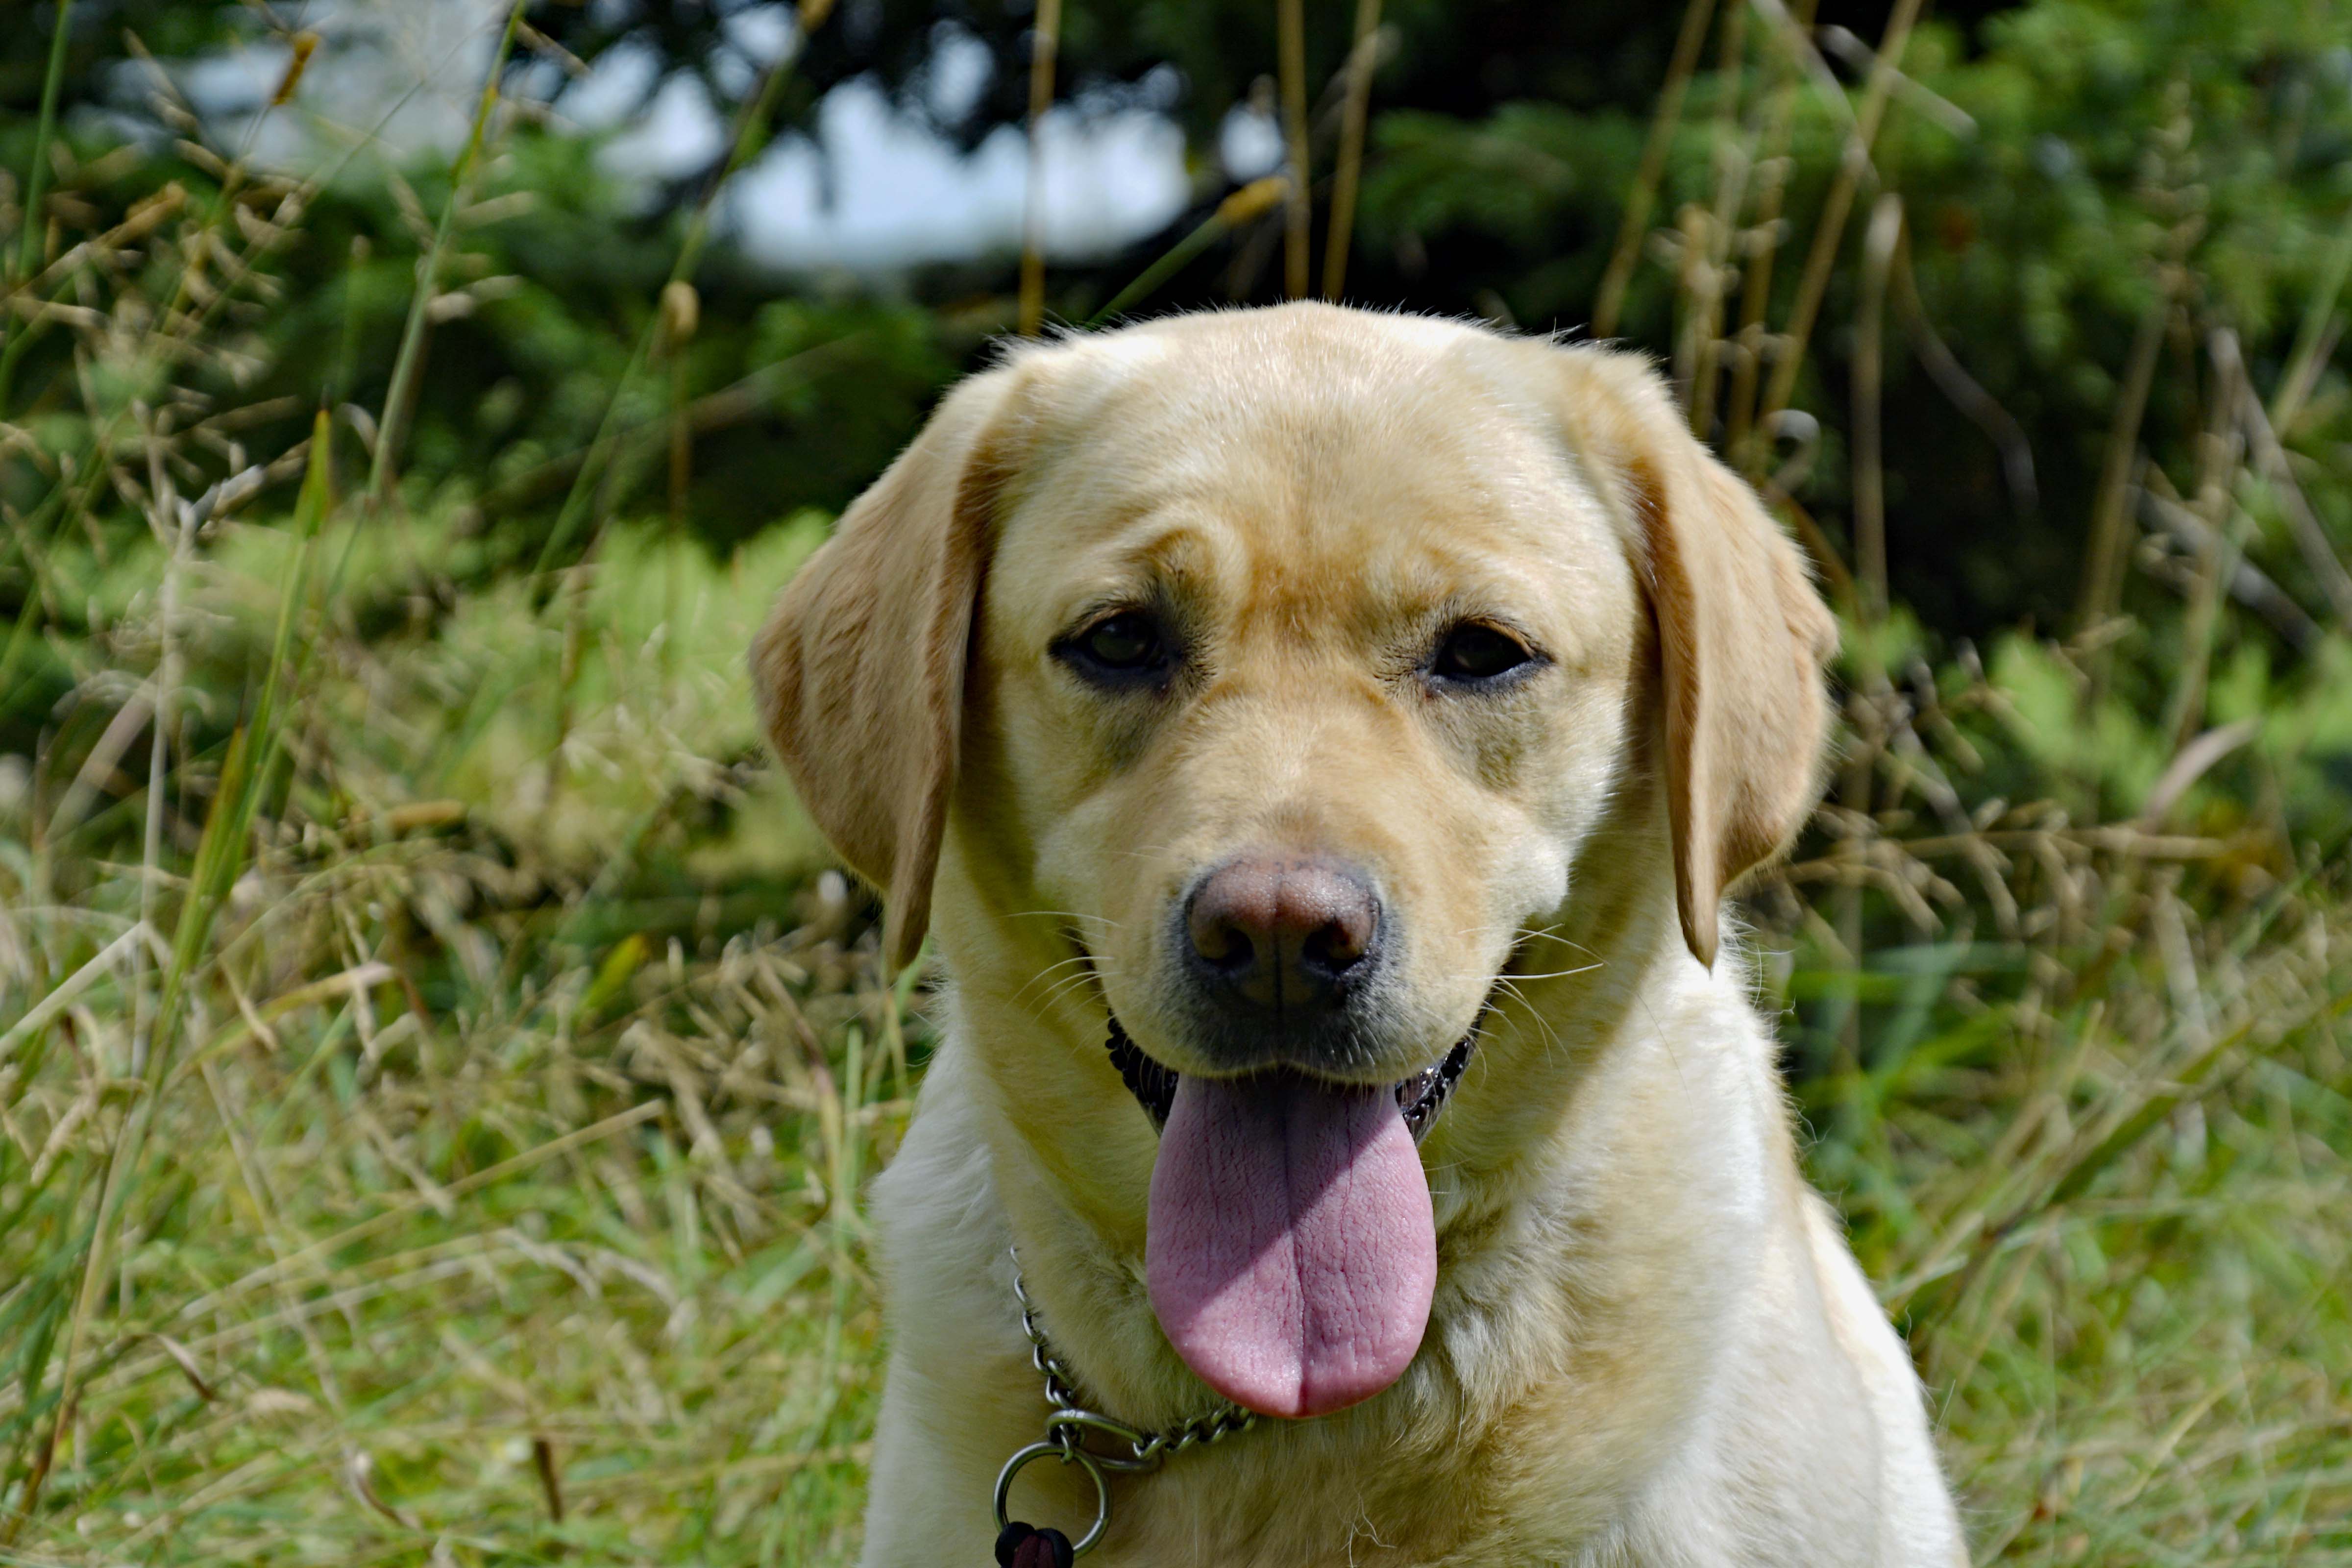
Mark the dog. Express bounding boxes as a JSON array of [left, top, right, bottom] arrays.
[[754, 303, 1967, 1566]]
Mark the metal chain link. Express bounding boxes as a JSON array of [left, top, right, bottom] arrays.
[[1009, 1250, 1258, 1473]]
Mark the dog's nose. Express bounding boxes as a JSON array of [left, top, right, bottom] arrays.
[[1184, 855, 1381, 1017]]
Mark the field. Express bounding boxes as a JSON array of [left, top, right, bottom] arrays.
[[6, 1, 2352, 1564]]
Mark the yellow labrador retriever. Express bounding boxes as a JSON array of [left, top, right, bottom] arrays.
[[755, 304, 1966, 1566]]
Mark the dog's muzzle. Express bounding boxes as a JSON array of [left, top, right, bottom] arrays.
[[1104, 1011, 1482, 1145]]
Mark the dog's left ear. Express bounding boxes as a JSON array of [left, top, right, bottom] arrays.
[[1542, 347, 1838, 968], [751, 364, 1028, 972]]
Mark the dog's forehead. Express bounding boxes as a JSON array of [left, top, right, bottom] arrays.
[[995, 307, 1623, 600], [1022, 309, 1552, 486]]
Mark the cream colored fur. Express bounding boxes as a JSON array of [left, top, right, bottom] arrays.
[[754, 303, 1968, 1566]]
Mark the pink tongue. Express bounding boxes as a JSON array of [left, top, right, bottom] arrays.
[[1146, 1071, 1435, 1419]]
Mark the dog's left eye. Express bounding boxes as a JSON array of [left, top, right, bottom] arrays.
[[1429, 622, 1537, 685], [1056, 610, 1174, 684]]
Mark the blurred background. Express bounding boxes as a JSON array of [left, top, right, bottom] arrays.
[[2, 1, 2349, 1563]]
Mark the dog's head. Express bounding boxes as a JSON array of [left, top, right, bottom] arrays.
[[753, 304, 1835, 1419]]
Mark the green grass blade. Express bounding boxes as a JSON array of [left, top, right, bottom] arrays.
[[0, 0, 75, 418]]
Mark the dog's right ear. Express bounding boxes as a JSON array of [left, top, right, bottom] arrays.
[[751, 365, 1027, 973]]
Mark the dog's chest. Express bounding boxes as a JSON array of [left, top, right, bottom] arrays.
[[1093, 1399, 1648, 1568]]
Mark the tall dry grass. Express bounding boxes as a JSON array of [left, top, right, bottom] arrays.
[[1, 2, 2348, 1565]]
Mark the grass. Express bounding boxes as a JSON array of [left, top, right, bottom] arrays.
[[4, 2, 2351, 1565], [5, 512, 2347, 1567], [4, 510, 888, 1566]]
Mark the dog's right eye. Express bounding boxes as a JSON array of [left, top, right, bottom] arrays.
[[1429, 621, 1539, 686], [1055, 611, 1174, 685]]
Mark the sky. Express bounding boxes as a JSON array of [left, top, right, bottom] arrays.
[[149, 0, 1280, 275]]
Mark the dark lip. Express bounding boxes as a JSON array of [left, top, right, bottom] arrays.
[[1102, 1005, 1488, 1146]]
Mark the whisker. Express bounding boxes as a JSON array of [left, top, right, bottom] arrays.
[[1006, 908, 1124, 931], [1490, 980, 1564, 1056], [1026, 953, 1099, 977], [1033, 969, 1112, 1016], [1457, 921, 1608, 964], [1010, 952, 1103, 1007]]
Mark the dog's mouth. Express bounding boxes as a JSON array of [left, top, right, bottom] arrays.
[[1086, 963, 1498, 1423], [1104, 1013, 1483, 1146]]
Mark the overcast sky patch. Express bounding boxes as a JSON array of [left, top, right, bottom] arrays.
[[156, 0, 1192, 274], [726, 79, 1189, 271]]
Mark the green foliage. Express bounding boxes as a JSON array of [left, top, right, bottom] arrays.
[[1353, 1, 2352, 642], [0, 125, 972, 672], [1363, 105, 1635, 253]]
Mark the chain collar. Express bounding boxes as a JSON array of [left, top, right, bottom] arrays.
[[991, 1249, 1259, 1558]]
